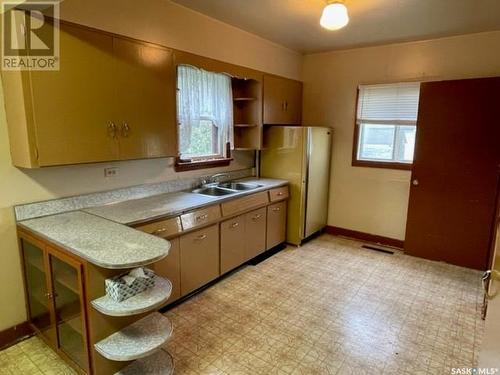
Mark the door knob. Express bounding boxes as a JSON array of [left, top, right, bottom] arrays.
[[412, 179, 419, 186]]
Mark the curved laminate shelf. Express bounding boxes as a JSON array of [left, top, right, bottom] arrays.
[[94, 312, 173, 361], [115, 349, 174, 375], [91, 276, 172, 317]]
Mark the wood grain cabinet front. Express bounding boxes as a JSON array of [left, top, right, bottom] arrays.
[[220, 215, 245, 274], [179, 225, 220, 296], [266, 201, 287, 250], [2, 14, 177, 168], [244, 207, 267, 261], [263, 75, 302, 125]]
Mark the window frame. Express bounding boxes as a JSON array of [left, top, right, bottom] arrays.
[[351, 85, 418, 171], [174, 65, 233, 172]]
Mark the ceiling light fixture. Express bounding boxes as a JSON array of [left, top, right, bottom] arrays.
[[320, 0, 349, 30]]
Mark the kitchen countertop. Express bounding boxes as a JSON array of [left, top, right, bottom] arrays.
[[19, 211, 170, 269], [83, 178, 288, 225], [18, 178, 287, 269]]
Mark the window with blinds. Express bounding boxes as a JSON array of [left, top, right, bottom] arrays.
[[355, 82, 420, 166]]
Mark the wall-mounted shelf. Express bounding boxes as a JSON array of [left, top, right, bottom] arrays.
[[232, 78, 262, 150]]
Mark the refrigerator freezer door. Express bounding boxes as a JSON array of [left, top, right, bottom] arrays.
[[304, 127, 332, 238], [261, 126, 307, 245]]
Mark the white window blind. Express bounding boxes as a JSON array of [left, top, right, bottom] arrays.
[[357, 82, 420, 125]]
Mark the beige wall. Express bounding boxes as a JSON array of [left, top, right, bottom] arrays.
[[302, 31, 500, 241], [0, 0, 302, 331]]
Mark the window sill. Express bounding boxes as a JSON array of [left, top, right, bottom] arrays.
[[174, 157, 233, 172], [352, 159, 412, 171]]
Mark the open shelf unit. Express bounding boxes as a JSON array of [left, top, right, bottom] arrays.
[[232, 77, 262, 150]]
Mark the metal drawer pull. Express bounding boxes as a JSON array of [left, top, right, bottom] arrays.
[[230, 222, 239, 228], [121, 122, 130, 137], [108, 122, 117, 139], [272, 207, 281, 212], [195, 234, 207, 241], [152, 227, 168, 235], [196, 214, 208, 221], [277, 192, 284, 196], [252, 214, 262, 221]]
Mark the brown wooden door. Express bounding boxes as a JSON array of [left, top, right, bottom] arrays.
[[112, 37, 177, 159], [405, 77, 500, 270]]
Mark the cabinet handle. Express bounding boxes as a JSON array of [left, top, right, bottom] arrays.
[[284, 101, 288, 111], [230, 222, 239, 228], [121, 122, 130, 137], [152, 227, 168, 236], [272, 207, 281, 212], [277, 192, 284, 196], [195, 234, 207, 241], [281, 101, 286, 111], [252, 213, 262, 221], [108, 122, 117, 139], [196, 214, 208, 221]]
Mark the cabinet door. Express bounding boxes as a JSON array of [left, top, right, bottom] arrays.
[[48, 251, 89, 372], [267, 201, 287, 249], [220, 215, 245, 274], [152, 237, 181, 303], [20, 237, 56, 344], [112, 37, 177, 159], [263, 75, 302, 125], [244, 207, 267, 261], [180, 225, 219, 296], [29, 22, 118, 166]]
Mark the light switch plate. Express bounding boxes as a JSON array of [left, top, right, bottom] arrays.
[[104, 167, 119, 177]]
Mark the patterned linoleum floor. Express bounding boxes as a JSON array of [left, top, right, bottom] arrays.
[[0, 235, 484, 374]]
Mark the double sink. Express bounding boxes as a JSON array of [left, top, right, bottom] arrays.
[[192, 182, 262, 196]]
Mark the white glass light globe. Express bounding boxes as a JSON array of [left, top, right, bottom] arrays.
[[320, 3, 349, 30]]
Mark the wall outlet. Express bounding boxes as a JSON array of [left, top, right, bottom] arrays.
[[104, 167, 119, 177]]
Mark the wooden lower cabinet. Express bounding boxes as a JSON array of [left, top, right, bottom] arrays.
[[152, 237, 181, 303], [180, 225, 220, 296], [266, 201, 287, 249], [19, 234, 90, 374], [244, 207, 267, 261], [220, 214, 246, 274]]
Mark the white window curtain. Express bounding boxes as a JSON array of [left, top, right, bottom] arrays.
[[357, 82, 420, 125], [177, 65, 233, 157]]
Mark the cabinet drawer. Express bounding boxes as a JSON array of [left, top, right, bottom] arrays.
[[267, 201, 287, 249], [152, 237, 180, 303], [221, 191, 269, 217], [269, 186, 289, 202], [136, 217, 182, 238], [180, 225, 220, 296], [181, 205, 221, 231], [244, 207, 267, 261], [220, 215, 245, 274]]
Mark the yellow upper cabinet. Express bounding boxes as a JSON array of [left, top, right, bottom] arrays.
[[1, 15, 177, 168], [112, 38, 177, 160], [263, 75, 303, 125]]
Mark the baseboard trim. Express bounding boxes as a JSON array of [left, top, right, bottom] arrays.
[[325, 226, 404, 249], [0, 321, 33, 350]]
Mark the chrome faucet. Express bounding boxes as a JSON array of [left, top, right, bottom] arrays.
[[201, 173, 230, 186]]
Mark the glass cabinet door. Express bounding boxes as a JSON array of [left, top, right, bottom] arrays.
[[21, 238, 56, 344], [49, 253, 88, 371]]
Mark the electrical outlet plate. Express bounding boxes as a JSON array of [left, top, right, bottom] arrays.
[[104, 167, 119, 177]]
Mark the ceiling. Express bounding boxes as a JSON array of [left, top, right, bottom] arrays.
[[171, 0, 500, 53]]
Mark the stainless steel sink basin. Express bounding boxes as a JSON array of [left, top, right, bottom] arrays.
[[217, 182, 261, 191], [192, 187, 235, 196]]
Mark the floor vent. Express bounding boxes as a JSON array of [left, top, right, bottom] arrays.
[[361, 245, 395, 255]]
